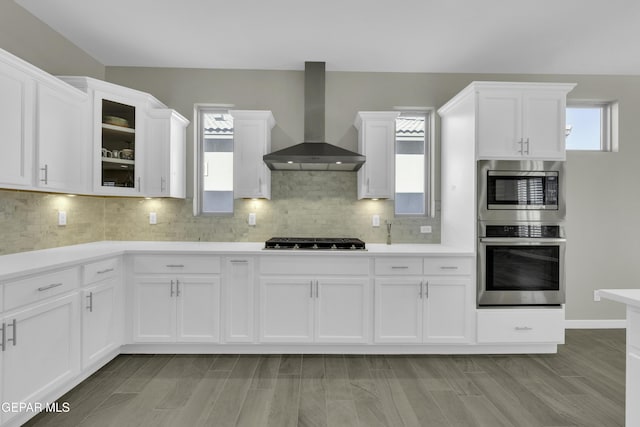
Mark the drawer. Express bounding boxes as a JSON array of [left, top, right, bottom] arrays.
[[260, 256, 369, 276], [374, 258, 422, 276], [477, 308, 565, 344], [4, 267, 79, 311], [134, 255, 221, 274], [83, 257, 119, 285], [423, 257, 473, 275]]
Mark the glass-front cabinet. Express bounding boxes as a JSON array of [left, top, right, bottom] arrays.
[[100, 99, 137, 190]]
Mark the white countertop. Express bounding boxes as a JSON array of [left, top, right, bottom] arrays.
[[0, 241, 474, 281], [597, 289, 640, 310]]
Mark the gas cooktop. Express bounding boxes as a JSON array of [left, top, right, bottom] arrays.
[[264, 237, 366, 250]]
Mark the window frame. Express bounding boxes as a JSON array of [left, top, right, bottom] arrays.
[[193, 103, 236, 216], [566, 100, 618, 152], [393, 108, 435, 218]]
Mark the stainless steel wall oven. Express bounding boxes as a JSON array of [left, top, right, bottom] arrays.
[[478, 223, 566, 306]]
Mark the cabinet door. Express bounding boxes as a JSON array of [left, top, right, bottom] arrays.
[[316, 278, 370, 343], [260, 277, 314, 343], [133, 277, 175, 342], [357, 115, 397, 199], [374, 278, 423, 343], [0, 58, 34, 188], [144, 111, 168, 197], [423, 278, 471, 343], [231, 111, 274, 199], [36, 81, 88, 193], [225, 258, 255, 342], [628, 351, 640, 427], [477, 90, 522, 159], [82, 279, 120, 369], [522, 91, 566, 160], [1, 294, 80, 425], [176, 276, 220, 343]]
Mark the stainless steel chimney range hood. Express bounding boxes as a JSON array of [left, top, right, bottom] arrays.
[[263, 62, 365, 171]]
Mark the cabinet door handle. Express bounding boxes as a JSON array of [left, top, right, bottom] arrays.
[[37, 282, 63, 292], [524, 138, 530, 155], [1, 323, 5, 352], [137, 177, 141, 192], [97, 268, 115, 275], [7, 319, 16, 347], [166, 264, 185, 268], [170, 280, 175, 297], [176, 279, 181, 297], [440, 266, 458, 270], [40, 164, 48, 184], [230, 260, 248, 263], [316, 280, 319, 298], [310, 280, 313, 298], [86, 292, 94, 312], [367, 178, 370, 192], [515, 326, 532, 331], [425, 281, 429, 299], [161, 177, 166, 193], [419, 281, 423, 299], [258, 177, 262, 191], [517, 138, 524, 155]]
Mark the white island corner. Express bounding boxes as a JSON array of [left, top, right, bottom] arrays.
[[596, 288, 640, 427]]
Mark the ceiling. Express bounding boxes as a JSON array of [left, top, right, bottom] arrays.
[[15, 0, 640, 75]]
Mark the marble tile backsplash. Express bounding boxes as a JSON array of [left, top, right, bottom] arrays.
[[0, 172, 439, 255]]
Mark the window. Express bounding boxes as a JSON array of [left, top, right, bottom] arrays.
[[566, 101, 618, 151], [194, 106, 234, 215], [395, 111, 432, 216]]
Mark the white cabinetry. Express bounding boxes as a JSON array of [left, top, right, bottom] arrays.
[[145, 109, 189, 198], [132, 255, 221, 343], [628, 307, 640, 427], [0, 266, 80, 426], [35, 79, 89, 193], [224, 258, 255, 343], [374, 257, 473, 344], [229, 110, 275, 199], [354, 111, 399, 199], [476, 307, 565, 344], [259, 256, 370, 343], [81, 257, 121, 369], [0, 49, 34, 189]]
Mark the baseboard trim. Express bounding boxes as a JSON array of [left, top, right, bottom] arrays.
[[565, 319, 626, 329]]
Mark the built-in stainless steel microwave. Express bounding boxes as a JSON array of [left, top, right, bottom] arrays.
[[478, 160, 565, 222]]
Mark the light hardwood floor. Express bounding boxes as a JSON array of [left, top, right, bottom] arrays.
[[24, 329, 625, 427]]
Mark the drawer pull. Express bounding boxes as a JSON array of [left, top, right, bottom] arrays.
[[1, 323, 5, 352], [97, 268, 115, 274], [166, 264, 185, 268], [7, 319, 16, 347], [515, 326, 533, 331], [37, 283, 63, 292], [230, 260, 248, 263], [440, 266, 459, 270], [391, 266, 409, 269]]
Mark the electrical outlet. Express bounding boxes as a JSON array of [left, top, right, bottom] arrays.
[[58, 211, 67, 226], [248, 212, 256, 226], [372, 215, 380, 227], [149, 212, 157, 225], [420, 225, 432, 234]]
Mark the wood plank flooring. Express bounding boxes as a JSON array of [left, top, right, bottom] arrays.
[[24, 329, 626, 427]]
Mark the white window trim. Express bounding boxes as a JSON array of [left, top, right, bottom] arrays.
[[566, 100, 618, 152], [193, 103, 235, 216]]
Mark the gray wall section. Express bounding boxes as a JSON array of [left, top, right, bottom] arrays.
[[0, 0, 105, 78]]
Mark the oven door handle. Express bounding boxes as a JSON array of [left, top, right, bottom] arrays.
[[479, 237, 566, 244]]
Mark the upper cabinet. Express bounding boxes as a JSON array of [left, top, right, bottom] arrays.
[[59, 77, 164, 196], [472, 82, 576, 160], [229, 110, 275, 199], [145, 109, 189, 198], [354, 111, 399, 199]]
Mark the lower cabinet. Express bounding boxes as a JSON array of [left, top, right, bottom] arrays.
[[375, 277, 472, 344], [133, 275, 220, 343], [1, 294, 80, 425], [260, 277, 370, 343], [82, 280, 120, 369], [224, 258, 255, 343], [476, 307, 565, 344]]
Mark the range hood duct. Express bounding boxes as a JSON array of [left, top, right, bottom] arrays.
[[263, 62, 365, 171]]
